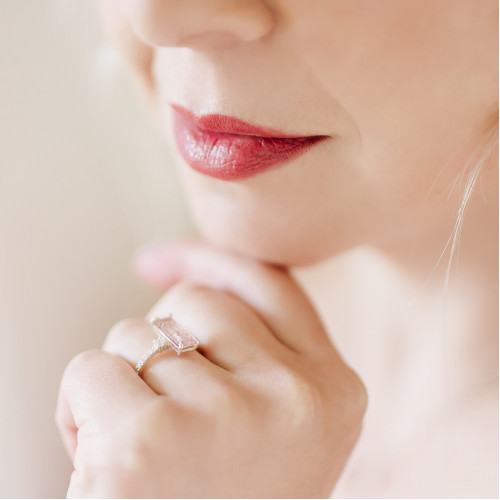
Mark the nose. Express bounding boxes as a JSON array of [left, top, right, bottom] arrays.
[[124, 0, 275, 49]]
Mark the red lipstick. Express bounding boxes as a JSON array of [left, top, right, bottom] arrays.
[[172, 105, 328, 181]]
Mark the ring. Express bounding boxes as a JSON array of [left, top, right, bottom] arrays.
[[135, 315, 200, 375]]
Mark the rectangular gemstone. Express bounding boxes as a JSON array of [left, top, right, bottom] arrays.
[[151, 316, 199, 355]]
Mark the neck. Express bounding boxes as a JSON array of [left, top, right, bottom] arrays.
[[372, 181, 498, 398], [294, 167, 498, 401]]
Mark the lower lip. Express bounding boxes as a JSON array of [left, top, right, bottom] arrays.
[[172, 110, 327, 181]]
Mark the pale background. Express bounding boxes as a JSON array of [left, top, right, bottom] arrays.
[[0, 1, 192, 497]]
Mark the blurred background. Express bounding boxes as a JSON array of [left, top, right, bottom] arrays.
[[0, 0, 192, 496]]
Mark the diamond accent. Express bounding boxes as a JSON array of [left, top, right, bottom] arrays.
[[135, 337, 168, 374]]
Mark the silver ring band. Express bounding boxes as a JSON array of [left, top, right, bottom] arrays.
[[135, 337, 169, 375]]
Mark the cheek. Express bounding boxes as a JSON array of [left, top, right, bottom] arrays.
[[292, 1, 497, 197]]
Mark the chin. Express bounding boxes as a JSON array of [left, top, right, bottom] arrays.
[[182, 168, 360, 267], [196, 222, 347, 267], [203, 233, 318, 267]]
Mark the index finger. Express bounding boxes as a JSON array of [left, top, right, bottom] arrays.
[[133, 241, 339, 357], [56, 350, 156, 459]]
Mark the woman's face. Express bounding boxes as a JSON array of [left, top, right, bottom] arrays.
[[103, 0, 498, 265]]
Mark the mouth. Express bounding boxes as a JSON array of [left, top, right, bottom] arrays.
[[171, 105, 329, 181]]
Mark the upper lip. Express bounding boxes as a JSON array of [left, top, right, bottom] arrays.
[[171, 104, 327, 139], [171, 103, 330, 181]]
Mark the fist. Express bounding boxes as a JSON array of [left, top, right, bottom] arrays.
[[56, 242, 367, 498]]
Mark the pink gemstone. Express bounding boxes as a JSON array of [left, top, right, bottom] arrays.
[[151, 316, 200, 355]]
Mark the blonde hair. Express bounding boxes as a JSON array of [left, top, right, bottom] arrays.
[[444, 118, 498, 288]]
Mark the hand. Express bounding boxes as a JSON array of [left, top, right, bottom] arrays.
[[56, 242, 367, 498]]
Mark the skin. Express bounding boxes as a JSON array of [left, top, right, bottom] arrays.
[[101, 0, 497, 265], [57, 1, 498, 497], [57, 243, 367, 498]]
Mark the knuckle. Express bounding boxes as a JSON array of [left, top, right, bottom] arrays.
[[324, 366, 368, 427], [128, 398, 177, 445], [208, 381, 239, 408], [106, 317, 148, 344], [60, 350, 106, 400], [64, 349, 107, 379], [165, 281, 213, 304], [275, 367, 324, 425], [271, 363, 368, 434], [62, 350, 125, 388], [343, 367, 368, 421], [158, 281, 234, 321]]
